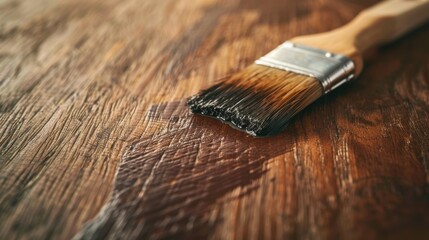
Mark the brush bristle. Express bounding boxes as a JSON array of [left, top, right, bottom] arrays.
[[187, 64, 323, 136]]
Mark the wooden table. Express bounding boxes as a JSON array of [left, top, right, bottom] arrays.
[[1, 0, 429, 239]]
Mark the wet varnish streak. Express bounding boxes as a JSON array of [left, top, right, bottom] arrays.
[[74, 101, 294, 239], [75, 95, 429, 240]]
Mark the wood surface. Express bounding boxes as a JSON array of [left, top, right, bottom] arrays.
[[1, 0, 429, 239]]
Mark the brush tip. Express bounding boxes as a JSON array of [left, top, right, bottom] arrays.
[[188, 64, 323, 136]]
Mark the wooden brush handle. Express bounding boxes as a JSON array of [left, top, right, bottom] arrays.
[[344, 0, 429, 52], [292, 0, 429, 74]]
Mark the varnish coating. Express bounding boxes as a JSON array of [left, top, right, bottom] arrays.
[[1, 0, 429, 239]]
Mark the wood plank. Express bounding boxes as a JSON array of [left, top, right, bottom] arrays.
[[1, 0, 428, 239]]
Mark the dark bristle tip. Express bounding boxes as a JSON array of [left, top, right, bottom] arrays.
[[187, 65, 324, 136]]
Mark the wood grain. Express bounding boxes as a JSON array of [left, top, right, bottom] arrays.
[[1, 0, 429, 239]]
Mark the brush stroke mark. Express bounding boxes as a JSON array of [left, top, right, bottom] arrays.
[[74, 100, 295, 240]]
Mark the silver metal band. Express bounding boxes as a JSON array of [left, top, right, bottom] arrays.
[[255, 42, 355, 94]]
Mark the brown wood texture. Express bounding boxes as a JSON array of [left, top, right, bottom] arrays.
[[1, 0, 429, 239]]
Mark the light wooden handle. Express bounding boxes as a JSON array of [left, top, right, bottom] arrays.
[[292, 0, 429, 75], [344, 0, 429, 52]]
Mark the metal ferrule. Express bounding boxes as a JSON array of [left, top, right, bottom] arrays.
[[255, 41, 355, 94]]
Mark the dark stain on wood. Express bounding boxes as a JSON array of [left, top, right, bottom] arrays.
[[75, 100, 295, 239]]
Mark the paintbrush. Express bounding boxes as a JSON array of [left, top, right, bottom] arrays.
[[187, 0, 429, 137]]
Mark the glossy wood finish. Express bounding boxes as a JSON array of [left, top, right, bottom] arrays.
[[1, 0, 428, 239]]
